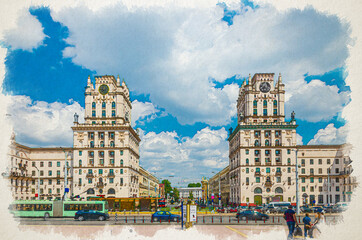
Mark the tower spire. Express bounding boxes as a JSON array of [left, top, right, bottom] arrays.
[[117, 75, 120, 86]]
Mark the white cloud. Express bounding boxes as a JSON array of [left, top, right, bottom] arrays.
[[308, 123, 348, 145], [139, 127, 228, 184], [131, 100, 159, 126], [46, 3, 350, 126], [3, 9, 46, 51], [296, 133, 303, 145], [285, 79, 350, 122], [7, 95, 84, 147]]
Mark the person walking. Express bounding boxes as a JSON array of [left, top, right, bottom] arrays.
[[311, 210, 325, 236], [284, 205, 298, 239], [302, 213, 313, 238]]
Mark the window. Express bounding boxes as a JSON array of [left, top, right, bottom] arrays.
[[92, 121, 96, 125], [318, 159, 322, 164], [273, 100, 277, 106], [301, 168, 305, 174], [265, 140, 270, 146], [336, 178, 339, 183], [275, 140, 280, 146], [120, 178, 123, 185], [276, 177, 281, 183], [120, 150, 124, 155], [288, 167, 291, 173], [301, 159, 305, 166], [255, 150, 259, 155], [79, 151, 82, 156], [253, 109, 257, 115], [254, 187, 262, 194], [246, 168, 249, 173], [287, 158, 291, 164], [32, 162, 36, 167], [266, 168, 270, 173], [263, 109, 267, 116], [319, 178, 322, 183], [256, 168, 260, 173], [79, 169, 82, 175], [40, 171, 44, 176], [302, 187, 306, 192], [88, 178, 92, 184], [256, 177, 260, 183], [40, 180, 43, 185], [57, 179, 60, 185], [99, 169, 103, 175], [310, 187, 314, 192], [110, 141, 114, 147], [112, 121, 116, 125], [336, 186, 340, 192], [254, 140, 259, 146], [273, 109, 277, 115], [48, 162, 52, 167], [57, 170, 60, 176], [301, 177, 305, 183], [90, 141, 94, 148], [100, 159, 104, 165], [120, 169, 123, 174], [40, 162, 44, 167], [246, 149, 249, 155], [335, 159, 339, 164], [102, 110, 106, 117], [112, 110, 115, 117], [78, 178, 82, 185], [246, 158, 249, 165], [263, 100, 267, 107], [92, 110, 96, 117], [92, 102, 96, 109], [327, 159, 331, 164], [310, 169, 314, 175], [79, 160, 82, 167], [112, 102, 115, 109], [109, 178, 114, 184], [253, 100, 257, 107], [310, 159, 314, 165], [319, 186, 323, 192], [310, 177, 314, 183], [100, 141, 104, 147], [32, 171, 35, 176], [99, 151, 104, 157], [102, 102, 106, 108], [275, 150, 280, 155], [120, 159, 123, 166], [88, 169, 92, 174], [335, 168, 339, 174], [48, 171, 52, 176]]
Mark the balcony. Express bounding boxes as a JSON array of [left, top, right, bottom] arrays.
[[265, 161, 272, 166], [276, 171, 282, 176], [255, 162, 261, 166], [255, 172, 261, 176], [265, 181, 272, 187], [86, 173, 94, 178], [108, 172, 115, 177]]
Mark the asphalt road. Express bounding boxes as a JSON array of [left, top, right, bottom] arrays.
[[16, 214, 342, 226]]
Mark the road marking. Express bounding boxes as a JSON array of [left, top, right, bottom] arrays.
[[225, 226, 248, 238]]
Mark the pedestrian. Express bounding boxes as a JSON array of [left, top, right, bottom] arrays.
[[302, 213, 313, 238], [311, 210, 325, 236], [284, 205, 298, 240]]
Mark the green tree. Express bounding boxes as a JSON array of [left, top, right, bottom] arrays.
[[187, 182, 201, 187], [189, 191, 194, 200], [162, 179, 173, 196], [173, 187, 179, 202]]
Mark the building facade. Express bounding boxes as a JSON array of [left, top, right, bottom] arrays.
[[178, 187, 203, 200], [139, 167, 159, 198], [4, 75, 158, 200], [227, 73, 356, 206], [208, 166, 230, 205]]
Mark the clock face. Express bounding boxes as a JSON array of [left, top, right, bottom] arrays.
[[259, 82, 271, 93], [99, 84, 109, 95]]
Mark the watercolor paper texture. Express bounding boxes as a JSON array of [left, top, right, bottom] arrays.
[[0, 0, 361, 239]]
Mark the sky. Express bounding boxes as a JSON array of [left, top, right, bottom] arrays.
[[1, 0, 352, 186]]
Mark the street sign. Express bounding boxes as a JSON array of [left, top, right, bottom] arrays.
[[190, 205, 197, 222], [35, 194, 38, 197]]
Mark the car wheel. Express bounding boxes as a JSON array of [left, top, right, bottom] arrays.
[[78, 216, 85, 221], [261, 216, 266, 221], [44, 212, 50, 220], [154, 217, 159, 222], [173, 217, 178, 222], [98, 216, 105, 221], [242, 216, 246, 221]]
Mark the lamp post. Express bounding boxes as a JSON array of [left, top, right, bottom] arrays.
[[34, 166, 40, 200], [60, 147, 69, 200]]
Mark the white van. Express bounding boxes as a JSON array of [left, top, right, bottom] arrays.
[[267, 202, 291, 208]]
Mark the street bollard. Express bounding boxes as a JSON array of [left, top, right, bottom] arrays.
[[134, 216, 136, 223], [278, 216, 280, 223], [115, 213, 117, 222], [151, 217, 153, 223], [220, 216, 222, 223], [229, 216, 231, 223], [273, 216, 274, 223], [255, 218, 257, 223], [143, 216, 144, 223], [160, 218, 161, 224], [169, 218, 170, 223], [203, 216, 205, 223], [264, 218, 266, 223], [299, 216, 301, 224], [212, 216, 213, 223], [238, 217, 239, 223], [126, 216, 127, 223], [246, 218, 248, 224], [196, 217, 198, 223]]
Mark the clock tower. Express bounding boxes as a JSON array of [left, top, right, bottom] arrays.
[[229, 73, 298, 205]]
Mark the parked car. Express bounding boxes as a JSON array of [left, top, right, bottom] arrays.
[[236, 210, 269, 221], [323, 206, 334, 213], [151, 211, 180, 222], [229, 208, 238, 213], [300, 206, 313, 213], [216, 208, 225, 213], [74, 210, 109, 221], [312, 206, 324, 213], [254, 206, 264, 213], [277, 207, 289, 213]]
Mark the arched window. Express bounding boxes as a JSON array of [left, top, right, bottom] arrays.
[[87, 188, 95, 194], [265, 140, 269, 146], [254, 140, 259, 146], [110, 141, 114, 147], [92, 102, 96, 109], [102, 102, 106, 108], [275, 187, 283, 194], [108, 188, 115, 194], [112, 102, 116, 109], [90, 141, 94, 148], [100, 141, 104, 147], [254, 187, 262, 194], [253, 100, 257, 107], [120, 159, 123, 166], [263, 100, 267, 107], [275, 139, 280, 146], [120, 169, 123, 174], [79, 160, 82, 166]]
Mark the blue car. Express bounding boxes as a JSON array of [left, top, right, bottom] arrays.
[[152, 211, 180, 222]]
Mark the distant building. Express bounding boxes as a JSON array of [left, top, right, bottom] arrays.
[[208, 166, 230, 205], [139, 167, 159, 197], [178, 187, 203, 200]]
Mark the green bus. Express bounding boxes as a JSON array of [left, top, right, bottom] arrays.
[[9, 200, 108, 218]]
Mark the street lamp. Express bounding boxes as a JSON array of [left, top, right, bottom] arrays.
[[291, 149, 301, 214], [34, 166, 40, 200], [60, 147, 70, 200]]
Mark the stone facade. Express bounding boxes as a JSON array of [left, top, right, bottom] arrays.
[[208, 166, 230, 205], [139, 167, 159, 198], [178, 187, 203, 200], [227, 73, 356, 205]]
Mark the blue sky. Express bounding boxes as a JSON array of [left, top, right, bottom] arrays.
[[1, 1, 351, 186]]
